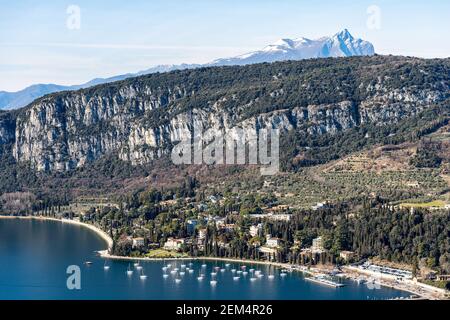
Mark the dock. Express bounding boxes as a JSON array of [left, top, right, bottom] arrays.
[[305, 275, 345, 288]]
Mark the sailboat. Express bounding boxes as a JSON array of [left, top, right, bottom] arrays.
[[126, 263, 133, 276], [103, 260, 110, 270], [135, 261, 142, 270], [140, 269, 147, 280]]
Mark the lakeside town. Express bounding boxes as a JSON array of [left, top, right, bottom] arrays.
[[2, 178, 449, 300]]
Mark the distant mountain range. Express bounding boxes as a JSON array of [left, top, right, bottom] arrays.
[[0, 29, 374, 110]]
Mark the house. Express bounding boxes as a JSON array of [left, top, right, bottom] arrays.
[[436, 274, 450, 281], [132, 237, 145, 248], [249, 213, 291, 222], [339, 251, 355, 261], [249, 224, 262, 237], [214, 217, 226, 228], [312, 202, 329, 211], [163, 238, 185, 251], [265, 234, 281, 248], [311, 236, 324, 253]]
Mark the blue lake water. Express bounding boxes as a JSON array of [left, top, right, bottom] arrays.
[[0, 218, 411, 300]]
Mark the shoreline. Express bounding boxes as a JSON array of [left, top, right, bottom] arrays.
[[100, 251, 428, 299], [0, 215, 113, 250], [2, 215, 446, 300]]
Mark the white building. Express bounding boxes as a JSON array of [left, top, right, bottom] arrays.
[[132, 237, 145, 248], [312, 202, 328, 211], [265, 234, 281, 248], [163, 238, 185, 251], [311, 237, 324, 253], [249, 224, 262, 237]]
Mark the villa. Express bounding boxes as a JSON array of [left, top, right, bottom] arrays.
[[265, 234, 281, 248], [311, 237, 325, 253], [132, 237, 145, 248], [163, 238, 186, 251]]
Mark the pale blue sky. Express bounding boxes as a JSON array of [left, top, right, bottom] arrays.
[[1, 0, 449, 91]]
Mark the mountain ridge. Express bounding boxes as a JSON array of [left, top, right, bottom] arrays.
[[0, 55, 448, 176]]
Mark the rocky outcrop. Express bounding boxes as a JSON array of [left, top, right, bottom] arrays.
[[1, 56, 449, 171]]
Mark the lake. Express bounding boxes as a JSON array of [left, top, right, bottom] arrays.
[[0, 218, 411, 300]]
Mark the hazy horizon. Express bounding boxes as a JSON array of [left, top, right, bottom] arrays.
[[1, 0, 449, 92]]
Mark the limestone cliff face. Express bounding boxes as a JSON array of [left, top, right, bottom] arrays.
[[1, 56, 449, 171]]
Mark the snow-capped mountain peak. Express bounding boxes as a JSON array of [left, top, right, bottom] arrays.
[[212, 29, 375, 65]]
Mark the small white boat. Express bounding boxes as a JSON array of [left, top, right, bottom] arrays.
[[162, 266, 168, 271], [133, 262, 139, 267], [233, 276, 240, 280], [250, 277, 257, 281], [188, 269, 194, 274], [175, 278, 182, 284], [103, 261, 110, 270], [242, 271, 248, 276], [236, 270, 242, 274], [181, 264, 186, 268], [126, 264, 133, 276], [174, 268, 179, 271], [220, 268, 226, 273], [170, 270, 177, 275], [268, 275, 275, 279], [167, 264, 172, 268], [214, 266, 220, 271], [140, 270, 147, 280], [255, 270, 261, 275], [84, 261, 93, 266], [249, 268, 255, 272], [136, 264, 143, 271], [189, 262, 193, 266], [180, 272, 185, 276], [201, 264, 207, 268], [210, 280, 217, 286], [257, 274, 264, 278], [186, 267, 190, 271], [241, 266, 246, 269], [231, 269, 236, 273], [211, 272, 217, 276], [197, 276, 204, 281], [225, 263, 230, 267], [280, 273, 287, 277], [163, 274, 169, 279]]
